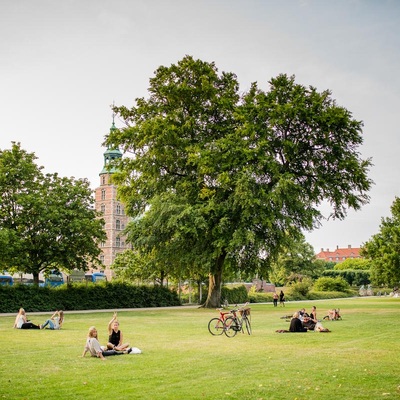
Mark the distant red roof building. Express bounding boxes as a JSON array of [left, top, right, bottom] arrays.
[[315, 245, 362, 263]]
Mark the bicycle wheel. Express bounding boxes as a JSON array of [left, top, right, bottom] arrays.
[[224, 316, 239, 338], [243, 316, 252, 335], [208, 318, 225, 336]]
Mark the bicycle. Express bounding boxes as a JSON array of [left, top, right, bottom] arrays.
[[223, 303, 252, 337], [208, 308, 232, 336]]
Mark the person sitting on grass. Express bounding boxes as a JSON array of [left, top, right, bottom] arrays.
[[40, 310, 64, 330], [289, 312, 307, 332], [298, 308, 309, 321], [82, 326, 131, 360], [13, 308, 41, 330], [325, 308, 341, 321], [107, 312, 131, 351], [302, 306, 318, 330]]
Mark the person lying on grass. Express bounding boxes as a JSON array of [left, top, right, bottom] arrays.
[[40, 310, 64, 330], [82, 326, 132, 360]]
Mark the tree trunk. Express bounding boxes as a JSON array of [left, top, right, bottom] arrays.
[[33, 272, 40, 286], [203, 252, 226, 308]]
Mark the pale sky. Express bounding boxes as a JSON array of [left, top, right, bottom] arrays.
[[1, 0, 399, 253]]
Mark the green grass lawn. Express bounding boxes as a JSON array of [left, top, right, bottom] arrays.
[[0, 297, 399, 399]]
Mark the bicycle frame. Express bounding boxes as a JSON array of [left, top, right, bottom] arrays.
[[223, 304, 252, 337], [208, 308, 232, 336]]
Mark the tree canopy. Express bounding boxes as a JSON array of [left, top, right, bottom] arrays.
[[269, 235, 318, 286], [333, 258, 371, 271], [0, 142, 106, 283], [106, 56, 372, 307], [362, 197, 400, 286]]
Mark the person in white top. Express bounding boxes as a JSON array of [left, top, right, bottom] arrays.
[[13, 308, 41, 329], [40, 310, 64, 330], [82, 326, 129, 360]]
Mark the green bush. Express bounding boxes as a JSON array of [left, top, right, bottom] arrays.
[[248, 291, 274, 304], [322, 269, 370, 286], [313, 276, 350, 292], [288, 279, 312, 299], [221, 285, 248, 305], [0, 282, 181, 313]]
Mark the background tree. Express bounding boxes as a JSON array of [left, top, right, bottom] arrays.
[[333, 258, 371, 271], [106, 56, 372, 307], [0, 142, 106, 284], [269, 235, 316, 285], [362, 197, 400, 286]]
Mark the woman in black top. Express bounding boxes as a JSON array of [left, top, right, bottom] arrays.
[[107, 312, 130, 351], [279, 290, 285, 307]]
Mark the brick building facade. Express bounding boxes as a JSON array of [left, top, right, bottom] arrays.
[[94, 121, 130, 280], [315, 245, 361, 263]]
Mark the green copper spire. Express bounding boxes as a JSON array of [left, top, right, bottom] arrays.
[[100, 118, 122, 175]]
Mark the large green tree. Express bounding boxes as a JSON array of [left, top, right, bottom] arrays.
[[362, 197, 400, 286], [0, 142, 106, 284], [106, 56, 372, 307]]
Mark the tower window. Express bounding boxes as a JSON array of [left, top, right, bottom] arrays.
[[101, 204, 105, 213], [102, 176, 106, 185], [101, 189, 106, 200], [116, 220, 121, 230], [116, 204, 121, 215], [116, 237, 121, 247]]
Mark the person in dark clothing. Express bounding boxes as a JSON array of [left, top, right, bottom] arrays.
[[289, 312, 307, 332], [303, 306, 317, 331], [107, 312, 130, 351], [279, 290, 285, 307]]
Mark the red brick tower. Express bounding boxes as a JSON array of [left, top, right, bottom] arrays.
[[94, 120, 130, 280]]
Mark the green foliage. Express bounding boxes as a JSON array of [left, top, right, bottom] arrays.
[[288, 278, 313, 299], [106, 56, 372, 307], [0, 282, 180, 313], [221, 285, 249, 305], [0, 143, 106, 282], [334, 258, 371, 270], [313, 276, 350, 292], [313, 260, 336, 270], [363, 197, 400, 286], [248, 290, 274, 303], [1, 299, 399, 399], [322, 269, 371, 286], [269, 235, 317, 285]]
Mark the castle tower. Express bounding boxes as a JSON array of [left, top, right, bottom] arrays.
[[94, 120, 130, 279]]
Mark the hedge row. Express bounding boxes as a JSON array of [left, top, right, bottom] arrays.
[[0, 282, 181, 313], [221, 285, 249, 305], [322, 269, 370, 286]]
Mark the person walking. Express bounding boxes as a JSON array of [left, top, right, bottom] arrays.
[[279, 290, 285, 307], [273, 292, 278, 307]]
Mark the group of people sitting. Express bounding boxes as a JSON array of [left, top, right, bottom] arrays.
[[289, 306, 330, 332], [13, 308, 141, 360], [82, 312, 141, 360]]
